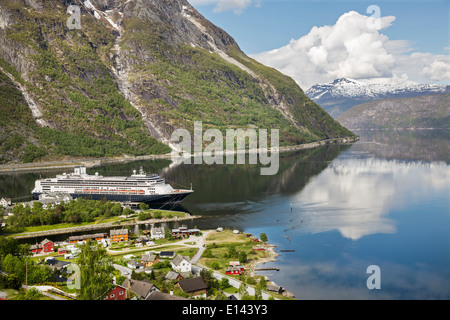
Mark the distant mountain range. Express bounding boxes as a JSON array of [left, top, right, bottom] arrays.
[[306, 78, 450, 118], [337, 93, 450, 130]]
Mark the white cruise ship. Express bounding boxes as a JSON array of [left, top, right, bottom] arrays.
[[31, 166, 193, 205]]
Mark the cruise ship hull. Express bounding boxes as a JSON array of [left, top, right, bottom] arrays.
[[32, 191, 193, 205]]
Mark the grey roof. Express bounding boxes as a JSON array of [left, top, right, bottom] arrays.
[[141, 254, 158, 262], [151, 227, 164, 234], [122, 278, 157, 299], [111, 229, 128, 236], [165, 271, 180, 280], [171, 254, 190, 267], [69, 233, 106, 241], [128, 260, 144, 267]]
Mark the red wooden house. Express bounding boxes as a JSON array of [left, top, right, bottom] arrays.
[[225, 267, 241, 275], [30, 239, 54, 254], [105, 285, 127, 300]]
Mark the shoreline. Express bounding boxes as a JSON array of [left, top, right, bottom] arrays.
[[249, 244, 296, 299], [0, 136, 358, 173], [248, 244, 279, 277]]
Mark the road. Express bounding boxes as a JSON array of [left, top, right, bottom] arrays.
[[112, 230, 278, 300]]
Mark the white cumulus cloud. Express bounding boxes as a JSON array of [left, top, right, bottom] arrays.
[[250, 11, 450, 89]]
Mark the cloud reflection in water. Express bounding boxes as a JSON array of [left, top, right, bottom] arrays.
[[291, 157, 449, 240]]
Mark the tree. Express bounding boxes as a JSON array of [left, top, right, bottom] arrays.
[[254, 285, 263, 300], [139, 203, 149, 210], [200, 268, 214, 289], [228, 246, 237, 258], [260, 233, 268, 243], [258, 276, 267, 290], [220, 277, 231, 289], [75, 239, 115, 300], [238, 251, 247, 264], [21, 287, 43, 300], [138, 212, 149, 221], [0, 237, 20, 258], [215, 291, 227, 300], [238, 281, 248, 298]]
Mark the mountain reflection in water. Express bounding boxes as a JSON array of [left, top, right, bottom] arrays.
[[1, 130, 448, 299]]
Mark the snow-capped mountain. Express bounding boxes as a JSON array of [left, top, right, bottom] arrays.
[[306, 78, 450, 118]]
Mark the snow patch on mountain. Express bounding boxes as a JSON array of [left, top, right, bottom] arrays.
[[306, 78, 449, 118], [307, 78, 449, 101]]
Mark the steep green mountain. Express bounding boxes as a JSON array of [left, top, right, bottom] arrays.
[[337, 93, 450, 130], [0, 0, 355, 164]]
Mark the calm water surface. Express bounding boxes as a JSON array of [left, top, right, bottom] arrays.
[[1, 130, 449, 299]]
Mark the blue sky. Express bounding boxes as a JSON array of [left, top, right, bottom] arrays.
[[189, 0, 450, 88], [191, 0, 449, 55]]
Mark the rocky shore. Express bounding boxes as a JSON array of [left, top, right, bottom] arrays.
[[249, 244, 296, 299]]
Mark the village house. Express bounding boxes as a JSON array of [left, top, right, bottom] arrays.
[[253, 245, 265, 251], [171, 226, 201, 238], [122, 278, 159, 300], [106, 285, 128, 300], [175, 277, 207, 296], [150, 226, 165, 240], [127, 260, 144, 270], [171, 254, 191, 273], [110, 229, 129, 242], [225, 267, 242, 275], [68, 233, 106, 244], [58, 247, 68, 255], [45, 257, 70, 272], [141, 254, 159, 267], [159, 251, 175, 259], [0, 198, 11, 208], [30, 239, 54, 254], [165, 271, 182, 281], [228, 261, 245, 271]]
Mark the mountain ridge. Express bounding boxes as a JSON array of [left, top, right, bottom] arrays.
[[0, 0, 355, 164], [306, 77, 450, 118], [337, 93, 450, 130]]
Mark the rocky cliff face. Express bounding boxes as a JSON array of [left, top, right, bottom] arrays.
[[0, 0, 354, 164]]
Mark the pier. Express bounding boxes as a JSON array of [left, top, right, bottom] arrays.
[[254, 267, 280, 271]]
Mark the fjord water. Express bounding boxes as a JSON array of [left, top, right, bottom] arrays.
[[1, 130, 448, 299]]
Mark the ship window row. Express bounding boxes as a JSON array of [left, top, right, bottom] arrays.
[[43, 182, 157, 187], [49, 186, 156, 190]]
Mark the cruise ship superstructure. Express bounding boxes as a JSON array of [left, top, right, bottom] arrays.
[[31, 166, 193, 205]]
